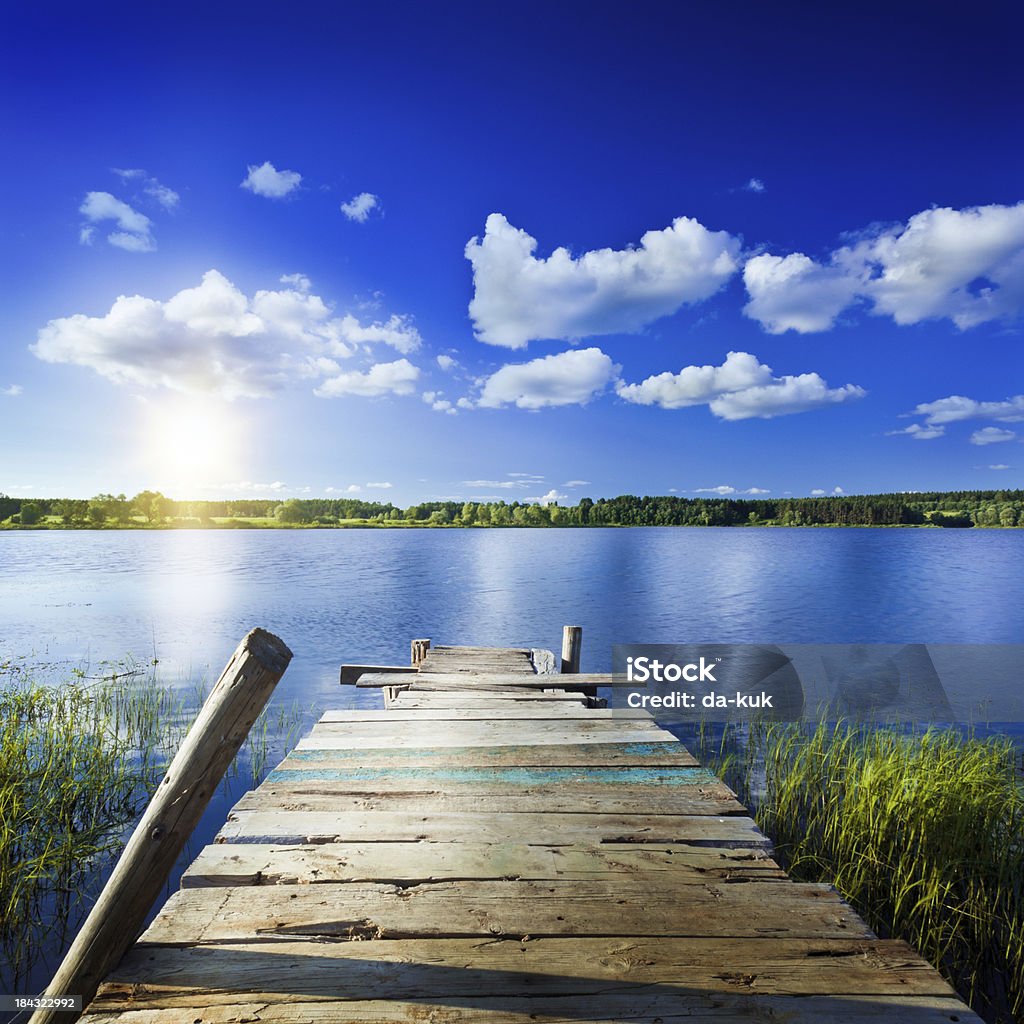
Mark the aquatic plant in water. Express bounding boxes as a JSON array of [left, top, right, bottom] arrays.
[[695, 720, 1024, 1024]]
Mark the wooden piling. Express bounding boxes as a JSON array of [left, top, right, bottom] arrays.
[[560, 625, 582, 674], [411, 638, 432, 666], [30, 628, 293, 1024]]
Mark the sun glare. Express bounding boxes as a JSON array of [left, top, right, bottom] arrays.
[[143, 400, 239, 493]]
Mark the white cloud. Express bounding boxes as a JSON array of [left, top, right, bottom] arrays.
[[810, 488, 826, 496], [988, 464, 1012, 470], [32, 269, 423, 400], [616, 351, 771, 409], [463, 479, 531, 489], [280, 273, 312, 292], [314, 358, 419, 398], [341, 192, 380, 222], [912, 394, 1024, 426], [507, 472, 544, 479], [970, 427, 1017, 446], [79, 191, 155, 252], [563, 479, 590, 487], [743, 253, 860, 334], [79, 226, 94, 245], [617, 351, 865, 420], [366, 482, 393, 489], [833, 486, 845, 495], [744, 178, 766, 193], [887, 423, 947, 440], [241, 161, 302, 199], [346, 484, 362, 492], [422, 391, 455, 414], [436, 354, 458, 372], [465, 213, 740, 348], [334, 313, 421, 354], [530, 489, 568, 505], [477, 347, 619, 409], [114, 169, 181, 210], [2, 384, 23, 396], [694, 485, 769, 495], [743, 202, 1024, 333]]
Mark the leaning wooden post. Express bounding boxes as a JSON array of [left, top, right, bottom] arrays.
[[31, 628, 293, 1024]]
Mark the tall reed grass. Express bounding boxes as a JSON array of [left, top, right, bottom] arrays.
[[0, 657, 308, 990], [695, 720, 1024, 1024]]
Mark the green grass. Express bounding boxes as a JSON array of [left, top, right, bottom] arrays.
[[695, 720, 1024, 1023], [0, 657, 309, 988]]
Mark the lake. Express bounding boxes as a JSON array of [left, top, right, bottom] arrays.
[[3, 526, 1023, 712]]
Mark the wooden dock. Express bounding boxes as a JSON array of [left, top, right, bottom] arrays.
[[78, 641, 980, 1023]]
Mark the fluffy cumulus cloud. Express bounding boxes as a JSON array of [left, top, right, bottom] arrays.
[[2, 384, 23, 396], [616, 351, 864, 421], [333, 313, 421, 354], [465, 213, 740, 349], [743, 254, 860, 334], [436, 354, 459, 372], [422, 391, 456, 414], [911, 394, 1024, 426], [33, 270, 423, 400], [476, 348, 620, 410], [314, 359, 419, 398], [79, 192, 155, 252], [241, 161, 302, 199], [893, 392, 1024, 443], [340, 192, 380, 222], [743, 202, 1024, 333], [970, 427, 1017, 446]]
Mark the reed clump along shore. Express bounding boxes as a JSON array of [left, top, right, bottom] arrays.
[[0, 657, 306, 991], [695, 720, 1024, 1024]]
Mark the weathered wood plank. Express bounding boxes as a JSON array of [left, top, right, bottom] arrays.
[[339, 664, 418, 686], [79, 993, 985, 1024], [279, 741, 701, 768], [389, 691, 589, 704], [139, 880, 866, 944], [92, 936, 960, 1011], [296, 721, 675, 749], [232, 784, 745, 817], [316, 707, 650, 722], [264, 764, 715, 787], [359, 671, 613, 688], [180, 842, 787, 887], [215, 809, 770, 845]]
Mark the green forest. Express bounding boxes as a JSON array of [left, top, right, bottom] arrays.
[[2, 488, 1024, 529]]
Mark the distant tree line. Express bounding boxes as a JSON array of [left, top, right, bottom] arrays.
[[2, 489, 1024, 528]]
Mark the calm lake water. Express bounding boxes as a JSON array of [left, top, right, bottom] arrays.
[[3, 526, 1023, 708], [2, 526, 1023, 1002]]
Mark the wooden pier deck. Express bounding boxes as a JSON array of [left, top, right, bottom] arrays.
[[79, 642, 980, 1024]]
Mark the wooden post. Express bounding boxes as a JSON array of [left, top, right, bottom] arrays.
[[561, 625, 595, 700], [31, 628, 292, 1024], [561, 625, 582, 674], [410, 638, 431, 666]]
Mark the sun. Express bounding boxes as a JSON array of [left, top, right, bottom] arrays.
[[142, 398, 240, 493]]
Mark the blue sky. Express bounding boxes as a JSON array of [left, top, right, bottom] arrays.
[[2, 1, 1023, 505]]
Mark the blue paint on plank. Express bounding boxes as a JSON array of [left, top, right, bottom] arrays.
[[289, 742, 689, 762], [266, 766, 716, 786]]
